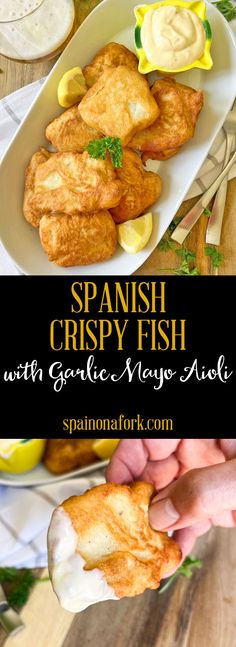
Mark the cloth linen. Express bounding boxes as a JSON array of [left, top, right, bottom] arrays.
[[0, 474, 105, 569], [0, 18, 236, 273]]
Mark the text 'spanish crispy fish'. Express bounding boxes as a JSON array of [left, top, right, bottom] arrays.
[[48, 482, 181, 613]]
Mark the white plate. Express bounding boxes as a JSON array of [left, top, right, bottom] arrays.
[[0, 459, 108, 487], [0, 0, 236, 275]]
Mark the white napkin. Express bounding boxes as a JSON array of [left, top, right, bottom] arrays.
[[0, 474, 105, 569], [0, 17, 236, 274]]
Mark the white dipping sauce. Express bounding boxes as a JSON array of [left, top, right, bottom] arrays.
[[141, 6, 206, 69], [0, 0, 75, 60], [48, 507, 118, 613]]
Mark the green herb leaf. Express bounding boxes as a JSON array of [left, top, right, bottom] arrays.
[[158, 238, 177, 252], [0, 567, 18, 583], [213, 0, 236, 21], [204, 245, 224, 268], [0, 568, 49, 609], [158, 556, 202, 594], [176, 247, 196, 263], [174, 247, 199, 275], [203, 208, 213, 217], [86, 137, 123, 168], [0, 568, 36, 608]]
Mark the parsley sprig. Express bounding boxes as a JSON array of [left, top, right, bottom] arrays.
[[158, 556, 202, 594], [86, 137, 123, 168], [205, 245, 224, 268], [157, 213, 224, 273], [213, 0, 236, 21], [0, 567, 49, 609]]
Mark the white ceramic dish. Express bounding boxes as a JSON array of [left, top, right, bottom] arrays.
[[0, 0, 236, 275], [0, 459, 108, 487]]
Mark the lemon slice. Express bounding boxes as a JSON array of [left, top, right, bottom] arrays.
[[93, 439, 120, 460], [117, 212, 153, 253], [58, 67, 87, 108]]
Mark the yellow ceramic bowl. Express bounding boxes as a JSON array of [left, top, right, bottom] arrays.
[[0, 439, 46, 474], [134, 1, 213, 74]]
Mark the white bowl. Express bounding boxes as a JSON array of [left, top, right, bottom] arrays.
[[0, 0, 236, 275]]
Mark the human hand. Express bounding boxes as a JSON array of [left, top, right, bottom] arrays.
[[106, 439, 236, 557]]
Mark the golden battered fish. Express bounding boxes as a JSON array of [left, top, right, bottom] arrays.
[[48, 482, 181, 613], [79, 66, 159, 146], [23, 149, 124, 226], [110, 150, 162, 224], [46, 106, 102, 153], [129, 77, 204, 161], [40, 210, 117, 266], [83, 42, 138, 88], [23, 148, 51, 228], [44, 439, 98, 474]]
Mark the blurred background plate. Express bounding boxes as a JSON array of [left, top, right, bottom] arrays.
[[0, 459, 108, 487]]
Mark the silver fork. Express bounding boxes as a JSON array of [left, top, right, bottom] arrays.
[[206, 100, 236, 245], [171, 114, 236, 245], [171, 147, 236, 245], [0, 584, 24, 637]]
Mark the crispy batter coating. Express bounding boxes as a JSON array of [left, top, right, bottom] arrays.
[[129, 77, 204, 161], [23, 149, 124, 226], [44, 439, 98, 474], [79, 66, 159, 145], [83, 42, 138, 88], [46, 106, 102, 153], [61, 482, 181, 598], [23, 148, 51, 227], [40, 210, 117, 266], [142, 147, 181, 164], [110, 150, 162, 224]]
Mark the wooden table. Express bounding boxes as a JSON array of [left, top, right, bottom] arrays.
[[1, 26, 236, 275], [0, 527, 236, 647]]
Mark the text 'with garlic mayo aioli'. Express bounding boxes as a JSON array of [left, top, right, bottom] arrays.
[[141, 5, 206, 69]]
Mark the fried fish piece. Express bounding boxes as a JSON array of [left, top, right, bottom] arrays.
[[40, 210, 117, 266], [79, 66, 159, 146], [46, 106, 102, 153], [44, 439, 98, 474], [83, 42, 138, 88], [48, 482, 181, 613], [23, 149, 124, 226], [110, 150, 162, 223], [129, 77, 204, 161], [23, 148, 51, 228], [142, 147, 181, 164]]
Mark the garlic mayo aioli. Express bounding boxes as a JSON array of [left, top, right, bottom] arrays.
[[48, 507, 118, 613], [141, 6, 206, 69]]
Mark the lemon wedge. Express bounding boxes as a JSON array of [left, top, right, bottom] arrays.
[[93, 439, 120, 460], [0, 439, 46, 474], [58, 67, 87, 108], [117, 212, 153, 253]]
